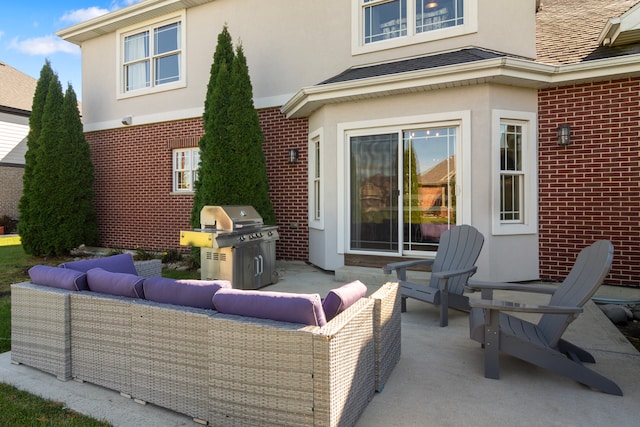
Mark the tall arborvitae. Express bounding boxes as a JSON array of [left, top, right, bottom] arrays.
[[191, 25, 235, 229], [227, 44, 275, 224], [19, 62, 98, 256], [19, 61, 55, 254], [191, 26, 276, 232], [58, 84, 98, 250]]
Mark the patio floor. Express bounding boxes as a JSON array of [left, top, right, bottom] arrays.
[[1, 260, 639, 426]]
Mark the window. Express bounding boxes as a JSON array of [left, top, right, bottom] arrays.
[[499, 123, 523, 222], [491, 110, 537, 235], [357, 0, 470, 50], [309, 129, 324, 229], [346, 123, 458, 255], [119, 14, 184, 97], [173, 148, 199, 192]]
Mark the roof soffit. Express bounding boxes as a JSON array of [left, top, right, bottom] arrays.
[[599, 3, 640, 46], [56, 0, 215, 44]]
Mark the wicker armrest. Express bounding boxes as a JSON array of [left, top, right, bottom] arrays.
[[134, 259, 162, 278]]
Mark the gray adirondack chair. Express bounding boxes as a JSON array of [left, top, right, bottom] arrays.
[[383, 224, 484, 327], [468, 240, 622, 395]]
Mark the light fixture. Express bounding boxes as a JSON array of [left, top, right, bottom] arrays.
[[426, 1, 438, 9], [121, 115, 132, 126], [288, 148, 299, 164], [557, 124, 571, 146]]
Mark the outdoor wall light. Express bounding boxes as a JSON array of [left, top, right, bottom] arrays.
[[557, 124, 571, 146], [121, 115, 133, 126], [288, 148, 299, 164]]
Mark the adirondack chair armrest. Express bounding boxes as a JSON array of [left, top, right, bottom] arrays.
[[466, 279, 557, 299], [469, 298, 584, 315], [383, 259, 435, 280], [432, 266, 478, 291]]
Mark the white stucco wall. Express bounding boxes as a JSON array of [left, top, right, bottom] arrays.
[[74, 0, 536, 130]]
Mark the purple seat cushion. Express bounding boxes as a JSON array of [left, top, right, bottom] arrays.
[[28, 265, 88, 291], [143, 276, 231, 309], [322, 280, 368, 322], [59, 253, 137, 275], [213, 288, 327, 326], [86, 268, 145, 298]]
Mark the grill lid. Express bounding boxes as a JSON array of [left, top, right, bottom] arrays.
[[200, 205, 263, 231]]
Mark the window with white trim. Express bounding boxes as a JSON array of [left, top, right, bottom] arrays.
[[119, 14, 185, 97], [173, 148, 199, 192], [309, 130, 324, 229], [355, 0, 473, 51], [492, 110, 537, 235]]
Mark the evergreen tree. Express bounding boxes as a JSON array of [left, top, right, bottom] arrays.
[[19, 62, 98, 256], [191, 24, 234, 229], [227, 45, 275, 224], [58, 84, 98, 249], [19, 61, 55, 254]]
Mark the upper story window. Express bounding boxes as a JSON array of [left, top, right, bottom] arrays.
[[354, 0, 476, 54], [118, 13, 185, 98]]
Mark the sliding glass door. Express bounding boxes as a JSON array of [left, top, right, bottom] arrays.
[[349, 126, 457, 255]]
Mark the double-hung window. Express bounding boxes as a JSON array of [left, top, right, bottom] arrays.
[[173, 148, 199, 192], [491, 110, 537, 235], [120, 14, 184, 96]]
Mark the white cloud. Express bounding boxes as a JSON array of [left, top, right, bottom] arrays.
[[9, 35, 80, 56], [60, 7, 110, 24]]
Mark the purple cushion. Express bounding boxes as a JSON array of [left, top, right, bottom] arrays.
[[28, 265, 88, 291], [213, 288, 327, 326], [60, 253, 137, 275], [86, 268, 144, 298], [143, 276, 231, 309], [322, 280, 368, 322]]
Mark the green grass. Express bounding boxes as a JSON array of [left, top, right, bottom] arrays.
[[0, 383, 111, 426]]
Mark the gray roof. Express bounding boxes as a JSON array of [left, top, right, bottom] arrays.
[[0, 61, 36, 112], [319, 48, 510, 85]]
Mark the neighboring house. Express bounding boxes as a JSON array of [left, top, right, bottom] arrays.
[[0, 61, 35, 221], [57, 0, 640, 286]]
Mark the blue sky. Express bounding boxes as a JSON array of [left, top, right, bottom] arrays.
[[0, 1, 141, 100]]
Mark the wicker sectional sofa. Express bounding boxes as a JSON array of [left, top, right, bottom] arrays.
[[11, 258, 401, 427]]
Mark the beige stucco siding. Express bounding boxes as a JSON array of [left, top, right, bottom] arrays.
[[77, 0, 536, 131]]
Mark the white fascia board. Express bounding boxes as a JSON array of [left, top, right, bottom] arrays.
[[282, 54, 640, 118]]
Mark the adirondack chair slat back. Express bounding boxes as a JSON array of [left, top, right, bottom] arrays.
[[429, 225, 485, 295], [538, 240, 614, 347]]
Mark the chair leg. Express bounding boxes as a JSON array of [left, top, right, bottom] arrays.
[[483, 309, 500, 379], [557, 339, 596, 363], [401, 296, 407, 313], [439, 301, 448, 327]]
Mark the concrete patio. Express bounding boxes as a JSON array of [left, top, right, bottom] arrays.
[[1, 260, 639, 426]]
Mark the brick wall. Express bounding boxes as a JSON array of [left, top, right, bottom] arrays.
[[0, 165, 23, 220], [85, 108, 309, 261], [538, 77, 640, 286]]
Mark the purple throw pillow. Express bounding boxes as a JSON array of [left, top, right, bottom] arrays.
[[322, 280, 368, 322], [28, 265, 88, 291], [86, 268, 145, 298], [143, 276, 231, 309], [213, 288, 327, 326], [60, 253, 137, 275]]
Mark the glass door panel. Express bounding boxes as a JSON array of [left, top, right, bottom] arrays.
[[403, 128, 456, 252], [350, 134, 399, 252]]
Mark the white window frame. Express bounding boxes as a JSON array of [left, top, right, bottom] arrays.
[[172, 147, 199, 193], [116, 11, 186, 99], [352, 0, 478, 55], [336, 111, 471, 255], [308, 128, 324, 230], [491, 110, 538, 235]]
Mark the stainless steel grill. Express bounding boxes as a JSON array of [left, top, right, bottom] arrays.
[[180, 205, 279, 289]]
